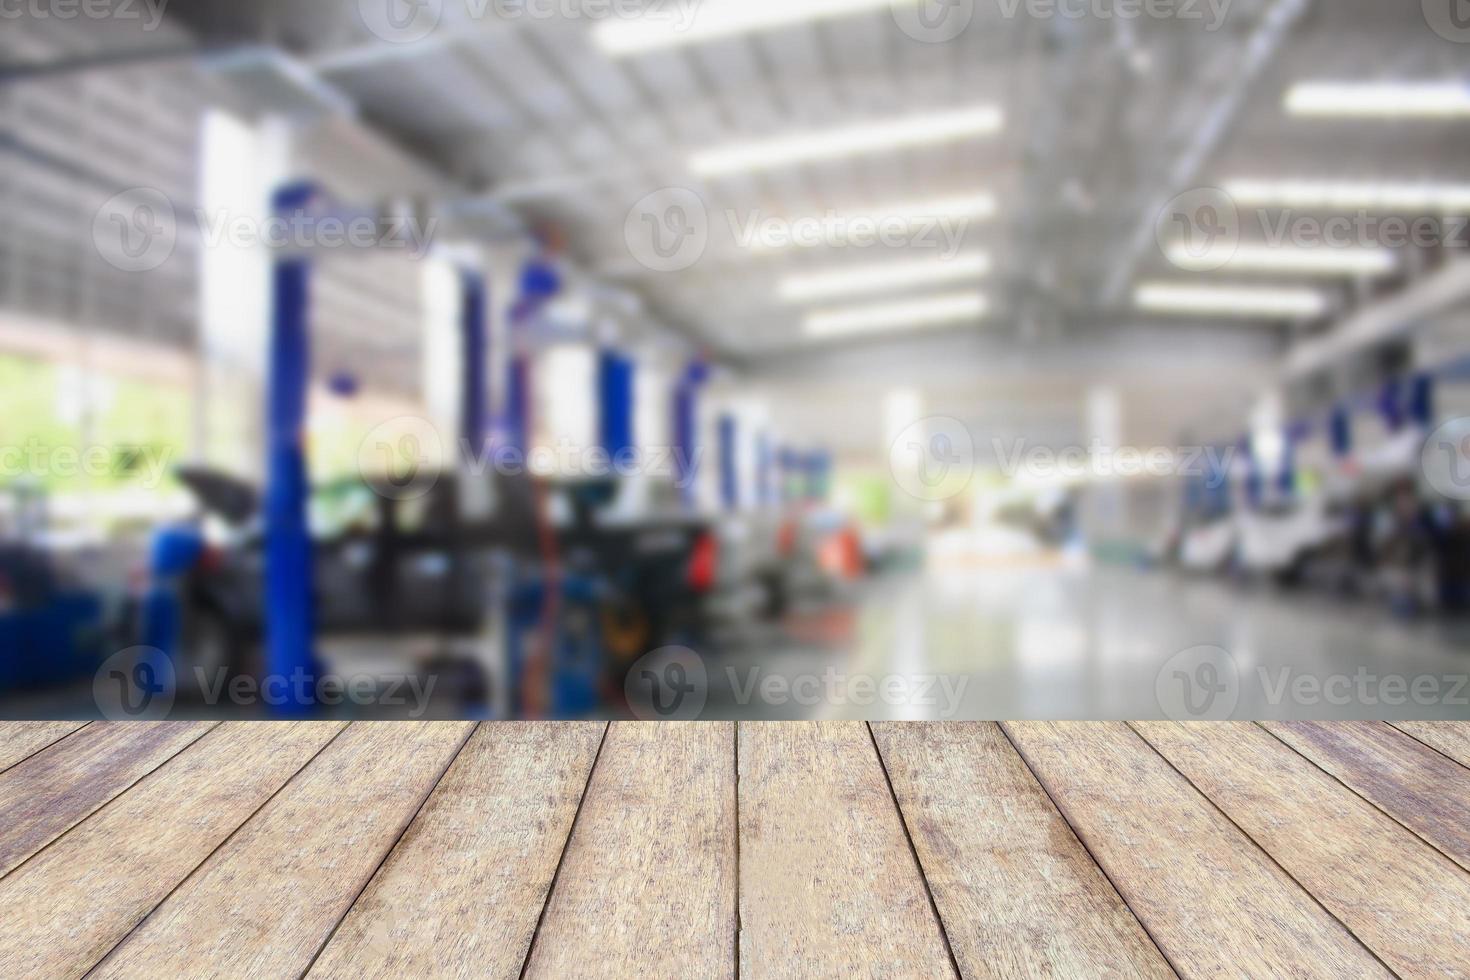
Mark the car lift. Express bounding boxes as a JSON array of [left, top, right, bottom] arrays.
[[263, 181, 494, 711]]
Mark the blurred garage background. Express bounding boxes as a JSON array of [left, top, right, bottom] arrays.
[[3, 0, 1470, 719]]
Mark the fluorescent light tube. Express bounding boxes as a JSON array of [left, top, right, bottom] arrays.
[[804, 291, 987, 338], [1165, 243, 1397, 275], [593, 0, 897, 56], [1224, 179, 1470, 212], [1285, 82, 1470, 118], [1134, 283, 1328, 318], [690, 105, 1003, 176], [780, 255, 990, 302]]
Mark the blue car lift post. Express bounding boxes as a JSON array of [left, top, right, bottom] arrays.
[[264, 182, 491, 712]]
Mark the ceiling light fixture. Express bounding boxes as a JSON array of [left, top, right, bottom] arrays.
[[593, 0, 895, 56], [1284, 81, 1470, 118], [690, 105, 1003, 176], [779, 254, 991, 302], [804, 291, 987, 339], [1134, 282, 1329, 318], [1224, 179, 1470, 212], [1164, 243, 1397, 276]]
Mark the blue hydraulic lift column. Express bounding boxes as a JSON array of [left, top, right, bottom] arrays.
[[598, 349, 635, 460], [264, 181, 322, 709], [674, 360, 709, 507], [460, 269, 489, 457], [718, 414, 738, 512]]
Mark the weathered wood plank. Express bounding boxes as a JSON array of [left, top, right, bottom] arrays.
[[738, 722, 954, 979], [872, 722, 1172, 979], [1137, 721, 1470, 978], [0, 721, 216, 878], [1003, 722, 1390, 979], [1390, 721, 1470, 769], [0, 721, 87, 773], [0, 721, 345, 979], [307, 722, 605, 979], [522, 722, 736, 979], [1265, 721, 1470, 873], [88, 721, 474, 980]]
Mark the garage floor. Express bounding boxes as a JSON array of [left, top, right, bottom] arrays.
[[2, 721, 1469, 977], [716, 565, 1470, 719]]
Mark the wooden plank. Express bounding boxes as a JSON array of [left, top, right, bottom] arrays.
[[88, 721, 475, 980], [1265, 721, 1470, 873], [307, 722, 606, 980], [1003, 722, 1390, 978], [0, 721, 87, 773], [872, 723, 1172, 979], [1137, 721, 1470, 978], [1390, 721, 1470, 769], [0, 721, 216, 878], [737, 722, 954, 979], [522, 722, 736, 979], [0, 721, 345, 980]]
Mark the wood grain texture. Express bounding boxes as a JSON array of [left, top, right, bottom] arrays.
[[0, 721, 345, 980], [1265, 721, 1470, 873], [308, 722, 605, 980], [1003, 722, 1390, 979], [522, 722, 736, 980], [1137, 721, 1470, 978], [739, 722, 953, 979], [872, 723, 1172, 980], [0, 721, 87, 772], [89, 721, 474, 980], [0, 721, 216, 878], [1391, 721, 1470, 769]]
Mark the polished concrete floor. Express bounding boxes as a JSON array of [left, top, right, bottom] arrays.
[[711, 563, 1470, 720]]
